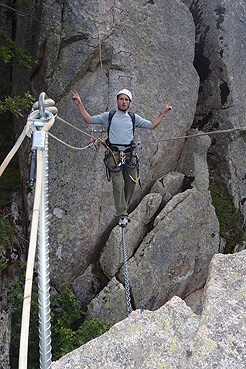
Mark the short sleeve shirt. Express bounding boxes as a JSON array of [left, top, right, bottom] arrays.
[[90, 110, 152, 150]]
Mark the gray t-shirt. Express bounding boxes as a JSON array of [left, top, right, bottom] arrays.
[[90, 110, 152, 150]]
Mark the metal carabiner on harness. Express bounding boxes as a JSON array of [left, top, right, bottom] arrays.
[[118, 151, 126, 167]]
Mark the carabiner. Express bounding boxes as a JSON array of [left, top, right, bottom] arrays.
[[118, 151, 126, 166]]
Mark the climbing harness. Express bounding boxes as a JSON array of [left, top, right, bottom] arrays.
[[121, 227, 132, 316], [103, 151, 141, 185]]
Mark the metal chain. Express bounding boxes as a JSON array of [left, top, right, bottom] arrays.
[[121, 227, 132, 316]]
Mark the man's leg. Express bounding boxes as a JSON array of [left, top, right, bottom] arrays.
[[106, 153, 128, 218], [123, 152, 138, 208], [111, 170, 128, 218]]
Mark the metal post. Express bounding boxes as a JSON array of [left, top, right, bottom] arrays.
[[37, 132, 52, 368], [122, 228, 132, 316]]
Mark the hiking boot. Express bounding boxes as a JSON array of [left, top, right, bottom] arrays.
[[119, 218, 128, 228]]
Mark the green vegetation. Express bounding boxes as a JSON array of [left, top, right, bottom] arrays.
[[0, 165, 21, 274], [0, 217, 15, 272], [0, 92, 34, 117], [208, 153, 244, 254], [0, 31, 35, 117], [9, 268, 113, 368], [0, 33, 35, 69], [0, 5, 35, 275]]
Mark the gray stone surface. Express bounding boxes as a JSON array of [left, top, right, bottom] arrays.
[[0, 310, 11, 369], [124, 188, 220, 310], [150, 171, 185, 205], [177, 130, 211, 196], [73, 264, 108, 310], [188, 251, 246, 368], [87, 278, 127, 323], [184, 288, 205, 315], [52, 296, 200, 369], [100, 193, 162, 279], [33, 0, 199, 287], [185, 0, 246, 220], [52, 251, 246, 369]]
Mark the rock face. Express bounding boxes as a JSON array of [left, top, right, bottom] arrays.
[[185, 0, 246, 220], [188, 250, 246, 368], [2, 0, 246, 366], [31, 0, 199, 287], [0, 311, 11, 369], [125, 187, 219, 311], [52, 250, 246, 369], [85, 129, 219, 318]]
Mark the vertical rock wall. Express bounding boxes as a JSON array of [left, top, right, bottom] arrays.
[[185, 0, 246, 220], [24, 0, 199, 288]]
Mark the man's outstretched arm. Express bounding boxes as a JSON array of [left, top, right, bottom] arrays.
[[71, 90, 91, 124], [152, 101, 173, 130]]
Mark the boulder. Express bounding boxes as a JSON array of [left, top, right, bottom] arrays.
[[100, 193, 162, 279], [120, 188, 220, 311], [52, 296, 200, 369], [52, 250, 246, 369], [86, 278, 127, 323], [150, 171, 185, 205], [184, 288, 205, 315], [188, 250, 246, 368], [177, 130, 211, 197], [73, 264, 108, 311]]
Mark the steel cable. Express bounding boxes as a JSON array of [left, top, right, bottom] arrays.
[[121, 227, 132, 316]]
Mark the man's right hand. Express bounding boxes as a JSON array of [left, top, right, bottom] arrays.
[[71, 90, 81, 105], [71, 90, 91, 124]]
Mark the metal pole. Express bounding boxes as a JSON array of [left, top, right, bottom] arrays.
[[122, 228, 132, 316], [38, 132, 52, 368]]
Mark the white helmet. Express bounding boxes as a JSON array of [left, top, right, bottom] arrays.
[[117, 89, 132, 101]]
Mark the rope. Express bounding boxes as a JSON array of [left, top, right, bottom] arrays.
[[48, 132, 94, 151], [0, 122, 31, 177], [56, 115, 97, 140], [122, 227, 132, 316], [55, 115, 246, 151], [150, 126, 246, 143], [55, 116, 118, 165]]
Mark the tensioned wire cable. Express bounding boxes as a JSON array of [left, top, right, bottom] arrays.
[[55, 115, 246, 144]]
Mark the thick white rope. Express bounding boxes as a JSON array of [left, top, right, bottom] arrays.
[[0, 122, 31, 177], [18, 147, 43, 369]]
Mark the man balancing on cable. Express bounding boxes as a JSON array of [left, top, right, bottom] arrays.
[[71, 89, 173, 228]]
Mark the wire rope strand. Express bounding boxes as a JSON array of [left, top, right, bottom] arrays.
[[38, 133, 52, 369], [122, 227, 132, 316], [19, 148, 43, 369], [149, 126, 246, 144]]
